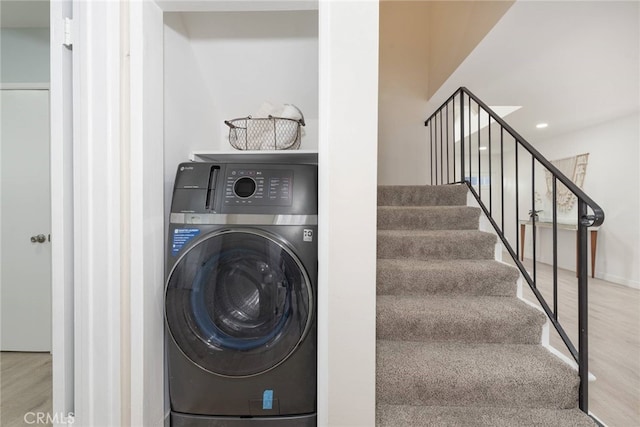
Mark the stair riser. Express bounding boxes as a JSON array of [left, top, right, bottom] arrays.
[[377, 207, 480, 231], [377, 233, 496, 261], [378, 185, 467, 207], [377, 378, 579, 409]]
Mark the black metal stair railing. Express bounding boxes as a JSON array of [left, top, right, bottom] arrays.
[[425, 87, 604, 416]]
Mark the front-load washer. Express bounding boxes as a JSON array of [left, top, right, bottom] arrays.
[[165, 160, 317, 427]]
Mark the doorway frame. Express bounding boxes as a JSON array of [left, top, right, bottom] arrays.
[[50, 0, 74, 422]]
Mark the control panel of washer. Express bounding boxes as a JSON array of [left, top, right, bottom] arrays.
[[224, 168, 293, 206]]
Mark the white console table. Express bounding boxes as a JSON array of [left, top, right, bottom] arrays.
[[519, 220, 600, 278]]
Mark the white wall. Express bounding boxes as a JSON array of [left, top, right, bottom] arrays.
[[183, 11, 319, 149], [129, 1, 165, 425], [163, 13, 219, 215], [71, 1, 123, 424], [377, 1, 430, 185], [163, 10, 318, 149], [377, 1, 511, 185], [0, 28, 50, 83], [318, 3, 378, 425], [530, 113, 640, 288], [163, 10, 319, 213], [70, 1, 166, 424]]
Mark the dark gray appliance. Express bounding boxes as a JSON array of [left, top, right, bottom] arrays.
[[165, 160, 317, 427]]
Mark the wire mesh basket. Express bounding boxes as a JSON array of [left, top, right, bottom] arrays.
[[225, 111, 305, 151]]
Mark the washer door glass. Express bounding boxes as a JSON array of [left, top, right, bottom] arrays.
[[165, 229, 313, 377]]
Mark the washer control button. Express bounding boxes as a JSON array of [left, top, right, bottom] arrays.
[[234, 177, 256, 198]]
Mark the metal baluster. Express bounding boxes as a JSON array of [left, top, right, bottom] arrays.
[[478, 104, 482, 200], [452, 98, 457, 181], [488, 114, 492, 216], [501, 127, 504, 232], [438, 110, 444, 184], [446, 103, 450, 183], [429, 119, 433, 185], [532, 156, 537, 287], [515, 142, 520, 260], [553, 176, 558, 320], [468, 95, 472, 183], [460, 91, 465, 182], [433, 115, 440, 185], [577, 200, 589, 413]]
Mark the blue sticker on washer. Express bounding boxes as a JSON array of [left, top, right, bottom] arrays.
[[172, 228, 200, 256], [262, 389, 274, 410]]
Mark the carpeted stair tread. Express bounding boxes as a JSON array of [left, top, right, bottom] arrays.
[[377, 259, 518, 296], [376, 405, 597, 426], [378, 230, 496, 260], [377, 340, 579, 409], [377, 206, 480, 230], [378, 184, 468, 207], [377, 295, 545, 344]]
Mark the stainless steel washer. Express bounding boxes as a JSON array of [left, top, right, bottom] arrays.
[[165, 160, 317, 427]]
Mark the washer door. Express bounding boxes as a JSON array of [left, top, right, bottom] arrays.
[[165, 229, 313, 377]]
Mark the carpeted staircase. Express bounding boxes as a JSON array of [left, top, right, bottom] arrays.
[[376, 184, 596, 426]]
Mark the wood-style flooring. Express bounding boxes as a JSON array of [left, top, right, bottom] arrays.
[[516, 257, 640, 427], [0, 352, 52, 427]]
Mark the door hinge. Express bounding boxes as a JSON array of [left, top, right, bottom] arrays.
[[63, 17, 73, 48]]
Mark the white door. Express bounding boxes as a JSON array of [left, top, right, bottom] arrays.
[[0, 89, 52, 351]]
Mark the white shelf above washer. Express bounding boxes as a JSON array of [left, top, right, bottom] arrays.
[[191, 150, 318, 164], [156, 0, 318, 12]]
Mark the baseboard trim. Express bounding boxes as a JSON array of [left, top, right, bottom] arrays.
[[597, 272, 639, 289]]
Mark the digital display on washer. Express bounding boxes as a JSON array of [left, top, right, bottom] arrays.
[[224, 169, 293, 206]]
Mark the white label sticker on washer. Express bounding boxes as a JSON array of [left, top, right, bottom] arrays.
[[172, 228, 200, 256], [303, 229, 313, 242]]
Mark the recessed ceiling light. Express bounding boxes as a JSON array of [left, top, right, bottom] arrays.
[[479, 146, 488, 151], [536, 123, 548, 129]]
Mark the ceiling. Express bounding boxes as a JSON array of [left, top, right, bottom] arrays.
[[1, 0, 637, 144], [0, 1, 49, 28], [428, 0, 640, 143]]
